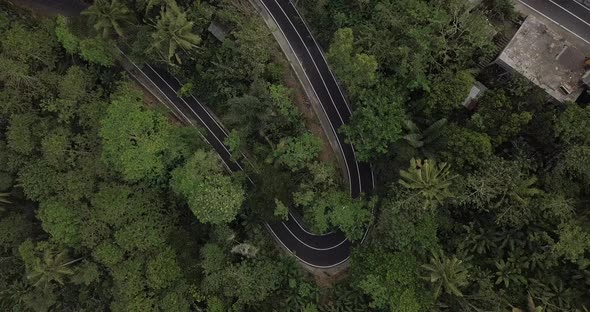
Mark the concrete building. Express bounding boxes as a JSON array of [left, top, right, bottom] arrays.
[[495, 16, 589, 103]]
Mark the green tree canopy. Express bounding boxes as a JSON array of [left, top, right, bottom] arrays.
[[468, 90, 532, 146], [149, 1, 201, 64], [439, 124, 492, 169], [418, 70, 474, 119], [100, 82, 185, 182], [555, 102, 590, 144], [273, 132, 322, 171], [82, 0, 133, 38], [326, 191, 371, 241], [326, 28, 378, 98], [19, 241, 82, 290], [343, 87, 405, 160], [352, 249, 428, 311], [37, 199, 83, 247], [459, 157, 543, 226], [171, 151, 244, 224], [399, 158, 456, 209], [422, 251, 469, 299]]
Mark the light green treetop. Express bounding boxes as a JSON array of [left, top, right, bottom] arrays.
[[399, 158, 456, 209], [171, 151, 244, 224], [82, 0, 133, 38], [149, 1, 201, 64], [100, 83, 180, 182]]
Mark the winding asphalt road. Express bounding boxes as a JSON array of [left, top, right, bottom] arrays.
[[121, 0, 375, 268], [25, 0, 373, 268], [259, 0, 374, 267], [118, 50, 364, 268]]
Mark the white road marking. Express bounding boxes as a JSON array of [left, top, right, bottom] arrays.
[[262, 0, 380, 255], [280, 0, 375, 245], [265, 223, 350, 268], [284, 1, 370, 196], [146, 60, 345, 250], [281, 222, 347, 250], [118, 48, 246, 177], [170, 76, 231, 138], [287, 0, 353, 115], [518, 0, 590, 44], [145, 66, 239, 160], [121, 55, 234, 173], [259, 0, 354, 196], [550, 0, 590, 27], [270, 0, 363, 195], [288, 212, 336, 236], [573, 0, 590, 13], [272, 2, 346, 137], [121, 49, 348, 261], [144, 64, 254, 184], [258, 0, 357, 252], [169, 76, 255, 170]]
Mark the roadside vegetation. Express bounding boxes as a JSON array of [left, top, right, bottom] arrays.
[[298, 0, 590, 310], [0, 0, 588, 311]]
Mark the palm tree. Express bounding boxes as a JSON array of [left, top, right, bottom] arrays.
[[399, 158, 456, 209], [509, 176, 542, 206], [402, 118, 447, 149], [422, 251, 469, 299], [0, 192, 11, 212], [82, 0, 133, 38], [138, 0, 166, 15], [493, 175, 542, 221], [27, 249, 82, 290], [149, 1, 201, 64], [0, 280, 29, 307]]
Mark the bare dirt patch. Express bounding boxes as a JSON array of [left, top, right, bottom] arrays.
[[312, 268, 350, 288], [276, 55, 338, 167]]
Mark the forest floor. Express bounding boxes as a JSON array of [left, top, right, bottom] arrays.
[[280, 57, 338, 166]]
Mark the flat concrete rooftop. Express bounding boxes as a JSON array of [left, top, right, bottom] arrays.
[[496, 16, 588, 102]]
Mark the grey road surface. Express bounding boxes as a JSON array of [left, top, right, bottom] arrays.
[[519, 0, 590, 43]]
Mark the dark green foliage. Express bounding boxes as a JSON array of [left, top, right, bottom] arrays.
[[342, 87, 405, 160], [439, 124, 493, 169], [79, 37, 115, 66], [399, 158, 456, 209], [2, 0, 589, 311], [273, 132, 322, 171], [326, 28, 378, 98], [352, 249, 429, 311], [297, 0, 589, 310], [417, 70, 475, 119], [422, 251, 469, 298], [468, 90, 532, 146], [148, 1, 201, 64], [55, 16, 79, 54], [374, 192, 439, 255], [556, 102, 590, 144], [82, 0, 133, 38]]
